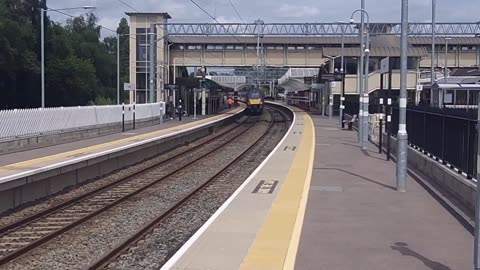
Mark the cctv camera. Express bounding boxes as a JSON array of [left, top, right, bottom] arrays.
[[349, 18, 355, 24]]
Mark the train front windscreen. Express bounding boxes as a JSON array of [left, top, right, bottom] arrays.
[[248, 91, 262, 99]]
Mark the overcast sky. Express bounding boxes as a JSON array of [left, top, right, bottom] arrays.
[[47, 0, 479, 37]]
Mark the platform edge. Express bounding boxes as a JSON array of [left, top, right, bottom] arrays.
[[160, 103, 296, 270], [283, 113, 315, 270]]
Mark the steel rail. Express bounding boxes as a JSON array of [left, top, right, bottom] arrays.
[[87, 106, 286, 269], [0, 114, 256, 266]]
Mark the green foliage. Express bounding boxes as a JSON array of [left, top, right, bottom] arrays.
[[94, 96, 115, 105], [46, 56, 96, 106], [117, 18, 130, 103], [0, 0, 130, 109]]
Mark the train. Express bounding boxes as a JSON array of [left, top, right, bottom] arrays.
[[245, 88, 264, 115]]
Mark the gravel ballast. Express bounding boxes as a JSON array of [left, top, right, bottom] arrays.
[[2, 109, 287, 270]]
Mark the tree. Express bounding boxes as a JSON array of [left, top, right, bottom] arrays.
[[0, 0, 41, 109], [117, 18, 130, 103], [46, 56, 96, 106], [0, 1, 129, 109]]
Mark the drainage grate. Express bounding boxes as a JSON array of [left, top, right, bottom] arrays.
[[252, 180, 279, 194]]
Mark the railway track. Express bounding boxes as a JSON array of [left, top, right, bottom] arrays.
[[88, 106, 289, 269], [0, 113, 261, 267]]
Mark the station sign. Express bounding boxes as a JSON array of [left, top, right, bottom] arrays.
[[123, 83, 133, 91], [380, 57, 390, 73], [319, 73, 343, 83]]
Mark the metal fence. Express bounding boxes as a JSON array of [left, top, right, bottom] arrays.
[[344, 100, 478, 179], [391, 106, 478, 179], [0, 103, 165, 140]]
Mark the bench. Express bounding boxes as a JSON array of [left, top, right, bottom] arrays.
[[343, 114, 357, 130]]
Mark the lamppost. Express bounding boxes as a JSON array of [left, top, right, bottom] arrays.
[[147, 29, 168, 104], [255, 19, 264, 89], [337, 21, 346, 128], [397, 0, 409, 192], [444, 37, 452, 78], [173, 58, 178, 108], [350, 8, 370, 149], [431, 0, 436, 86], [167, 43, 174, 84], [40, 6, 96, 108]]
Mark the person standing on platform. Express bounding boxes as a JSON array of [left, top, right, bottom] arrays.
[[168, 101, 174, 120], [227, 97, 233, 109]]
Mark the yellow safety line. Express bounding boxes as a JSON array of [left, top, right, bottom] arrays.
[[0, 107, 243, 173], [283, 114, 315, 269], [240, 112, 315, 270]]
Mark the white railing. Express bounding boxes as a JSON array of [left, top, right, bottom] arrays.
[[0, 102, 165, 140], [444, 105, 479, 109]]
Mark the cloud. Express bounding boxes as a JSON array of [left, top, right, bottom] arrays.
[[98, 17, 120, 33], [215, 16, 243, 23], [46, 0, 478, 36], [274, 4, 320, 18]]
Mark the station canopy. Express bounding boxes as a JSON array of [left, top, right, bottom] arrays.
[[205, 75, 246, 90], [175, 77, 238, 91], [277, 68, 318, 92]]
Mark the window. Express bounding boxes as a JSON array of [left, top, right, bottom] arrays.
[[187, 45, 202, 50], [206, 44, 222, 50], [308, 46, 319, 50], [287, 46, 296, 50], [246, 45, 256, 50], [136, 73, 147, 90], [267, 45, 275, 50], [226, 45, 235, 50], [137, 45, 147, 61], [296, 46, 305, 50], [234, 45, 243, 50], [276, 45, 283, 50], [248, 91, 262, 99], [177, 45, 184, 50]]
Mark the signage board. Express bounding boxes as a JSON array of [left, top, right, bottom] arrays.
[[319, 73, 343, 83], [444, 93, 453, 104], [380, 57, 390, 73], [123, 83, 133, 91], [416, 84, 423, 91]]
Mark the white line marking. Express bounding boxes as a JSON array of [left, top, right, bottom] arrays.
[[160, 102, 296, 270]]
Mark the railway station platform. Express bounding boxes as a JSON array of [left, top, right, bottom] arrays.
[[0, 106, 245, 213], [163, 105, 473, 270]]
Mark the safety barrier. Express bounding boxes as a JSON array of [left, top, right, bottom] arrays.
[[0, 103, 165, 139]]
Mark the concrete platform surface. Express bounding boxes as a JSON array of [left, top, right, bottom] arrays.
[[296, 116, 473, 270], [163, 105, 316, 270]]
